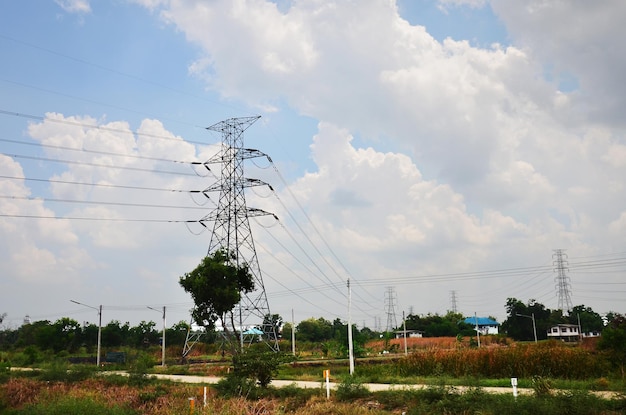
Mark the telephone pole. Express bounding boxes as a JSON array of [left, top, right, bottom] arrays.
[[201, 116, 279, 351]]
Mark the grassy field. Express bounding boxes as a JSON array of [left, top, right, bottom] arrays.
[[2, 336, 626, 414]]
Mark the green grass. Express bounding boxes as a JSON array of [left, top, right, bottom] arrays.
[[2, 396, 137, 415]]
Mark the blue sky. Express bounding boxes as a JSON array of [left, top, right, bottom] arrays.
[[1, 0, 625, 331]]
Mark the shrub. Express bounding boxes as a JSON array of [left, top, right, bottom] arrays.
[[127, 353, 155, 386], [335, 375, 370, 401], [214, 372, 258, 398], [231, 346, 294, 387], [38, 361, 95, 383]]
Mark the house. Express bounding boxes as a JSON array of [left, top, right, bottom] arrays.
[[547, 324, 580, 342], [463, 317, 500, 335], [394, 329, 424, 339]]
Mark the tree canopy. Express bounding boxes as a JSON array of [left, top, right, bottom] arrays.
[[178, 249, 255, 334]]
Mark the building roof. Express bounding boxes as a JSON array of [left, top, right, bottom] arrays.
[[463, 317, 499, 326]]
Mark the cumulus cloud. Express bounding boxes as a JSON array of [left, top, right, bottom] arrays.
[[125, 0, 626, 317]]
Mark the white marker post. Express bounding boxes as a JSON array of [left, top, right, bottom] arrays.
[[324, 369, 330, 399], [511, 377, 518, 398]]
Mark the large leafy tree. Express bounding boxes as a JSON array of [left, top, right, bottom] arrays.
[[296, 317, 333, 342], [179, 249, 255, 337], [567, 305, 604, 333], [501, 298, 552, 341]]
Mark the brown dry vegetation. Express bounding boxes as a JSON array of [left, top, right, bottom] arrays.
[[366, 335, 509, 353], [0, 377, 394, 415]]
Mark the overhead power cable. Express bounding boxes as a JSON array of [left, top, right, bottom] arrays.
[[0, 195, 208, 210]]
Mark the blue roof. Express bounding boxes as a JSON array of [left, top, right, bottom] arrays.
[[463, 317, 499, 326]]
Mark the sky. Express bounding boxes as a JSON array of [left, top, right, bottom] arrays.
[[1, 0, 625, 332]]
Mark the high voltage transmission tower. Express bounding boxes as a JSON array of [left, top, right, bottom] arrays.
[[449, 290, 458, 313], [553, 249, 573, 313], [384, 286, 398, 332], [200, 116, 279, 351]]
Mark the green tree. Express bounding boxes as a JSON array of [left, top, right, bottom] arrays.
[[502, 298, 551, 341], [129, 321, 158, 347], [598, 313, 626, 379], [296, 317, 333, 342], [567, 305, 604, 334], [179, 249, 255, 342]]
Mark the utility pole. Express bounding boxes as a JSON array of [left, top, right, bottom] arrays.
[[148, 306, 166, 366], [347, 279, 355, 375], [291, 309, 296, 357], [553, 249, 573, 313], [71, 300, 102, 366], [201, 116, 279, 351]]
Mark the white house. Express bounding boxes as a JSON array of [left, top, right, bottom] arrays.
[[547, 324, 580, 342], [394, 329, 424, 339]]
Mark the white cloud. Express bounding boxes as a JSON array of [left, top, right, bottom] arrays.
[[127, 0, 626, 318], [490, 0, 626, 124], [54, 0, 91, 14]]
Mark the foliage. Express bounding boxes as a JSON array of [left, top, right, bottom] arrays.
[[335, 375, 370, 401], [405, 311, 474, 337], [179, 249, 255, 335], [296, 317, 333, 342], [598, 313, 626, 379], [232, 345, 294, 387], [37, 361, 95, 383], [214, 372, 259, 398], [127, 352, 156, 386]]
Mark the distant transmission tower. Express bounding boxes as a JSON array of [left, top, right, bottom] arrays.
[[201, 116, 279, 351], [384, 287, 398, 332], [449, 290, 458, 313], [553, 249, 573, 313]]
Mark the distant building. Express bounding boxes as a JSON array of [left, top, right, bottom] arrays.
[[547, 324, 580, 342], [463, 317, 500, 335], [394, 329, 424, 339]]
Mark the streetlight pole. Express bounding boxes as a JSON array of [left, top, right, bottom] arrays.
[[516, 313, 537, 343], [347, 278, 354, 375], [71, 300, 102, 366], [148, 306, 166, 367]]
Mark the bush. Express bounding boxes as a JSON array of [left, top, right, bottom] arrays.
[[232, 346, 294, 387], [214, 372, 259, 398], [38, 361, 95, 383], [127, 353, 155, 386], [335, 375, 370, 401]]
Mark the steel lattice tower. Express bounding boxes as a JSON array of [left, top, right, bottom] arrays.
[[553, 249, 573, 313], [384, 286, 398, 332], [202, 116, 279, 351]]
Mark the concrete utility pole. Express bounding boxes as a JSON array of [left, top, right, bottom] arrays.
[[148, 306, 166, 366], [348, 279, 355, 375], [71, 300, 102, 366]]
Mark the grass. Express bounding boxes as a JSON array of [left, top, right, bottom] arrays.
[[2, 375, 625, 415]]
